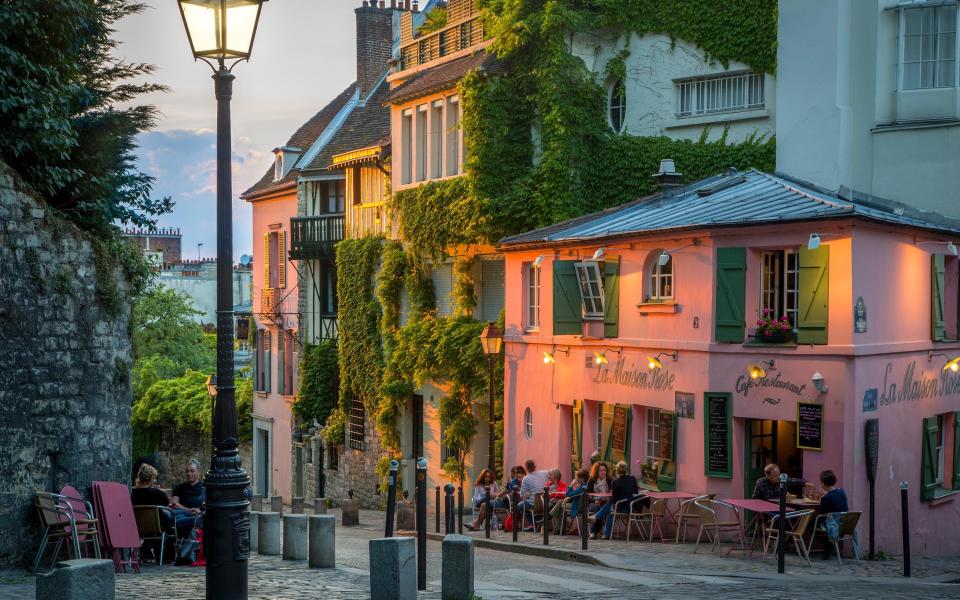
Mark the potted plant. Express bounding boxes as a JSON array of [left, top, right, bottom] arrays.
[[640, 459, 659, 485], [754, 309, 794, 343]]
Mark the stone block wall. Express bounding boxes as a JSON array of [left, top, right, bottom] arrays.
[[143, 427, 251, 490], [311, 421, 387, 509], [0, 161, 133, 567]]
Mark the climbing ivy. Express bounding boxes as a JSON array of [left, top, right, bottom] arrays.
[[294, 341, 339, 428], [452, 256, 476, 318]]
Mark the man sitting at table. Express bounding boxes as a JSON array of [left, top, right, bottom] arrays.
[[752, 463, 813, 500], [517, 459, 551, 529]]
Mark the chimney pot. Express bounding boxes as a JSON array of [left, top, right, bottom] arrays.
[[652, 158, 684, 193], [412, 0, 419, 12]]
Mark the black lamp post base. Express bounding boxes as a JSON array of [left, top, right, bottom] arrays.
[[205, 442, 250, 599]]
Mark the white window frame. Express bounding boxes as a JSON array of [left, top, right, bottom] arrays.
[[646, 408, 661, 462], [445, 96, 461, 177], [415, 104, 428, 182], [898, 4, 958, 91], [574, 261, 605, 319], [525, 262, 540, 330], [648, 251, 674, 301], [524, 407, 533, 439], [430, 100, 444, 179], [760, 249, 799, 329], [401, 109, 413, 185], [935, 414, 946, 485], [608, 78, 626, 133], [675, 71, 765, 118]]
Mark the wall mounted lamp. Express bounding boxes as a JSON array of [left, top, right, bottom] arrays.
[[594, 347, 622, 365], [811, 371, 828, 394], [658, 239, 701, 266], [543, 345, 569, 364], [929, 351, 960, 372], [747, 359, 776, 380], [591, 247, 605, 261], [533, 255, 544, 268], [647, 351, 678, 370]]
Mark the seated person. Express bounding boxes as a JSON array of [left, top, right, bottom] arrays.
[[817, 470, 849, 514], [547, 469, 568, 498], [170, 459, 205, 537], [516, 459, 550, 521], [590, 461, 646, 540], [502, 465, 526, 497], [549, 469, 588, 534], [131, 464, 173, 561], [752, 463, 813, 501], [586, 461, 612, 511], [465, 469, 503, 530]]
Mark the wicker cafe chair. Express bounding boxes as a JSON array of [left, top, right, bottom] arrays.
[[763, 509, 815, 566], [813, 511, 863, 565], [693, 500, 744, 554], [133, 505, 176, 565], [627, 497, 667, 542]]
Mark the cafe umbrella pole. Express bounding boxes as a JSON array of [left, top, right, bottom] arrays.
[[777, 473, 787, 574]]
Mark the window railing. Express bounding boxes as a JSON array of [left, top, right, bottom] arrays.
[[348, 203, 390, 239], [399, 14, 485, 71], [676, 72, 765, 118], [289, 215, 344, 260]]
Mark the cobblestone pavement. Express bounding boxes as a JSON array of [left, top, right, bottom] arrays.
[[1, 508, 957, 599]]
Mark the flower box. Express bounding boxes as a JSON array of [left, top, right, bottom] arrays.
[[754, 329, 794, 344]]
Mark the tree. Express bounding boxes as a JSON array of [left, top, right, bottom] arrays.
[[132, 285, 215, 370], [0, 0, 171, 234]]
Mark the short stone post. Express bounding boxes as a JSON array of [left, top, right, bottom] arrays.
[[37, 559, 115, 600], [396, 501, 415, 531], [283, 514, 308, 560], [308, 514, 335, 568], [291, 496, 305, 514], [258, 512, 281, 555], [314, 497, 328, 515], [341, 490, 359, 526], [441, 534, 474, 600], [251, 494, 263, 512], [271, 495, 284, 516], [249, 511, 260, 553], [369, 537, 416, 600]]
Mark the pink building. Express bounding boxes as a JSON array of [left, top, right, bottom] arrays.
[[499, 166, 960, 555]]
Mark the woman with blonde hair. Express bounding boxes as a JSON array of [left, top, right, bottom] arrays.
[[130, 463, 173, 560], [465, 468, 503, 531]]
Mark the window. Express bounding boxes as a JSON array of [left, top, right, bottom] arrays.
[[401, 110, 413, 184], [524, 407, 533, 439], [647, 251, 673, 301], [348, 396, 365, 450], [901, 4, 957, 90], [431, 262, 454, 317], [480, 259, 505, 322], [760, 249, 799, 329], [676, 72, 765, 117], [274, 153, 283, 181], [255, 330, 265, 391], [430, 100, 443, 179], [415, 105, 427, 182], [526, 262, 540, 330], [327, 442, 339, 470], [574, 261, 605, 318], [283, 330, 294, 395], [608, 79, 626, 133], [646, 408, 661, 462], [445, 96, 461, 177]]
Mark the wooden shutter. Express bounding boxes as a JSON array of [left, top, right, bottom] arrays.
[[571, 399, 583, 476], [656, 411, 678, 492], [714, 247, 746, 342], [278, 231, 287, 289], [263, 233, 271, 288], [798, 245, 829, 344], [264, 330, 272, 393], [480, 260, 505, 322], [921, 416, 939, 501], [953, 413, 960, 491], [932, 254, 946, 341], [553, 260, 582, 335], [431, 263, 453, 316], [277, 331, 285, 395], [253, 330, 261, 391], [600, 403, 615, 461], [603, 256, 620, 338]]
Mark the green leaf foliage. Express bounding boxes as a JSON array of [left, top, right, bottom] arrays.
[[294, 341, 339, 427], [132, 285, 215, 374]]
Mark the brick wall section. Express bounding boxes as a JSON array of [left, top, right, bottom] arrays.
[[0, 160, 133, 566], [356, 2, 395, 99]]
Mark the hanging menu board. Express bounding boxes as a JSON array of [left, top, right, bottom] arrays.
[[704, 394, 732, 478], [657, 411, 675, 461], [797, 402, 824, 451]]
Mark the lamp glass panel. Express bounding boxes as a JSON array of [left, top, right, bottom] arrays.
[[225, 1, 260, 56], [181, 1, 220, 55]]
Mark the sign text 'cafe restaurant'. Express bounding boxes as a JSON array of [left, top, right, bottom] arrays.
[[499, 168, 960, 554]]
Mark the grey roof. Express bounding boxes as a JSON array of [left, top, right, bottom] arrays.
[[499, 169, 960, 247]]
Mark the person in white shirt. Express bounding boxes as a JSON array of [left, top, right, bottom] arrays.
[[516, 460, 551, 527], [465, 469, 503, 530]]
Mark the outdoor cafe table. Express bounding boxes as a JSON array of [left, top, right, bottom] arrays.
[[721, 498, 782, 555], [643, 491, 698, 539]]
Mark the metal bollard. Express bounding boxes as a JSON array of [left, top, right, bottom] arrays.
[[457, 485, 464, 534], [416, 457, 427, 591], [901, 482, 910, 577], [385, 459, 398, 538], [777, 473, 786, 574], [580, 491, 588, 551], [484, 485, 492, 539], [542, 486, 550, 546], [444, 484, 456, 534], [511, 489, 519, 543], [435, 486, 441, 533]]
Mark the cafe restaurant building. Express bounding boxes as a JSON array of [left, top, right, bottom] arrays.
[[498, 167, 960, 555]]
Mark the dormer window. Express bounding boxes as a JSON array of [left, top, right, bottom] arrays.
[[272, 146, 302, 182], [274, 153, 283, 181]]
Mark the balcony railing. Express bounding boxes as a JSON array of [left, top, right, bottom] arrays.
[[289, 215, 344, 260], [260, 288, 278, 316], [348, 203, 391, 239], [399, 15, 485, 71]]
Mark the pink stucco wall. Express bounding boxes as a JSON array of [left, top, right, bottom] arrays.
[[502, 222, 960, 555]]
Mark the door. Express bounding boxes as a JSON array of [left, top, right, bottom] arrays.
[[571, 400, 583, 476], [744, 419, 777, 497], [256, 427, 271, 496]]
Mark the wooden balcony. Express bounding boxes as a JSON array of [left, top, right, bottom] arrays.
[[260, 288, 278, 316], [399, 14, 485, 71], [348, 203, 391, 239], [289, 215, 344, 260]]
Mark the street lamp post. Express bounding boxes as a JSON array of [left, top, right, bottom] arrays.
[[479, 322, 502, 474], [178, 2, 266, 598]]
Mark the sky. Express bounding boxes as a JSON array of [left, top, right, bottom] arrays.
[[115, 0, 362, 259]]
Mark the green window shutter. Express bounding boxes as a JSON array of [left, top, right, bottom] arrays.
[[715, 247, 746, 342], [932, 254, 946, 341], [798, 245, 829, 345], [921, 416, 939, 501], [572, 399, 583, 475], [265, 331, 272, 393], [953, 413, 960, 491], [656, 411, 678, 492], [278, 332, 285, 395], [553, 260, 582, 335], [600, 403, 615, 461], [603, 256, 620, 338]]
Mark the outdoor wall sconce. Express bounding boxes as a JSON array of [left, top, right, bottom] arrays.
[[533, 254, 544, 267], [747, 360, 775, 380], [591, 247, 605, 261], [811, 371, 828, 394], [807, 232, 843, 250], [929, 351, 960, 372], [593, 347, 622, 365], [543, 345, 569, 364], [658, 239, 701, 266], [647, 351, 678, 370]]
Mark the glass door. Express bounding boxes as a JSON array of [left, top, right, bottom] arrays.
[[744, 419, 777, 497]]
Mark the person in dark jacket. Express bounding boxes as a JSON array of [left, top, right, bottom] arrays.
[[131, 463, 173, 562], [817, 470, 849, 514], [590, 461, 647, 539]]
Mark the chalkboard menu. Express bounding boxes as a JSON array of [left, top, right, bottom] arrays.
[[797, 402, 824, 451], [704, 394, 732, 478], [657, 411, 675, 461], [611, 406, 628, 455]]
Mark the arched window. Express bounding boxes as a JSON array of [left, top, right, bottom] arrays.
[[646, 250, 673, 301], [608, 78, 626, 133], [524, 407, 533, 439]]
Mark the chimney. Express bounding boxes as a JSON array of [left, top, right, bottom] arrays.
[[652, 159, 684, 193], [356, 0, 395, 99]]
